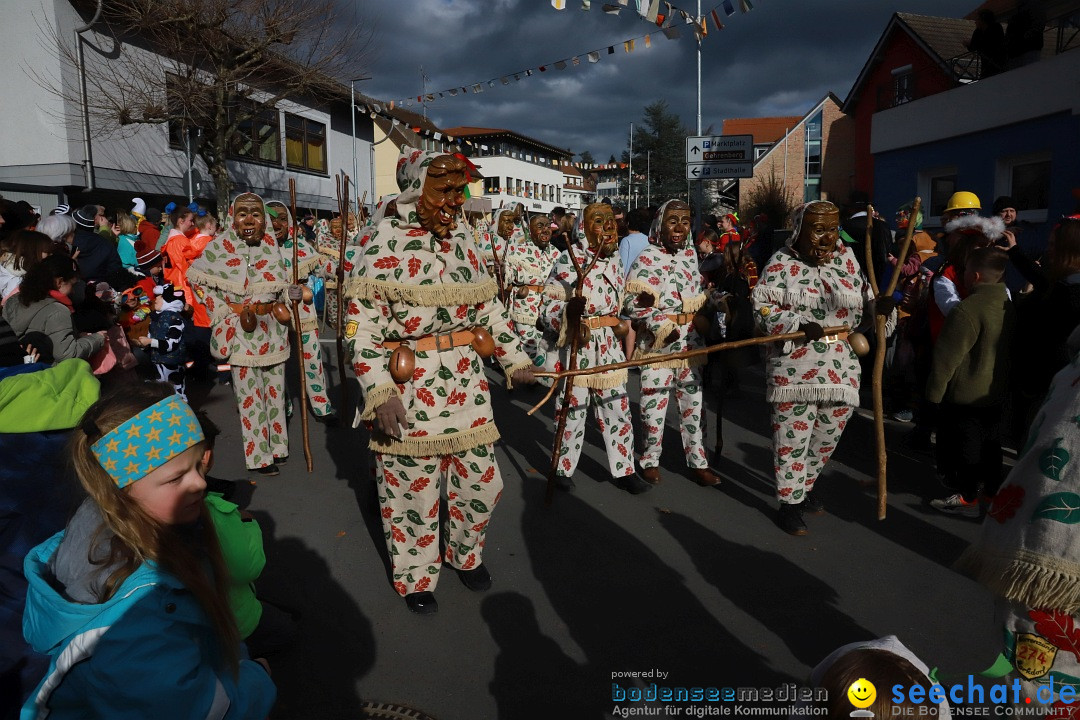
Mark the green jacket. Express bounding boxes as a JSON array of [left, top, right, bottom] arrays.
[[0, 358, 100, 432], [205, 492, 265, 639], [927, 282, 1015, 406]]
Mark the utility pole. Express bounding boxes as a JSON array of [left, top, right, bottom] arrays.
[[628, 123, 633, 209], [695, 0, 704, 231]]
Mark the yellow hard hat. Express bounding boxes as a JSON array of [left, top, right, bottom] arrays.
[[945, 191, 981, 212]]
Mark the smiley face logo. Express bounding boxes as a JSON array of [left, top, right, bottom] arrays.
[[847, 678, 877, 709]]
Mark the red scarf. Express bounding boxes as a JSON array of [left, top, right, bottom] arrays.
[[49, 290, 74, 313]]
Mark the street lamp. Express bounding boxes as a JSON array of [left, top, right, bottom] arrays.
[[350, 76, 370, 213], [647, 150, 651, 207]]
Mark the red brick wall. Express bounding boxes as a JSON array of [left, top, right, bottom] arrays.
[[738, 97, 855, 217]]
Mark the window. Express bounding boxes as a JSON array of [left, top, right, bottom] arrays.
[[231, 105, 281, 164], [506, 177, 513, 194], [998, 154, 1051, 221], [285, 114, 327, 173], [484, 177, 500, 194], [929, 175, 958, 218], [1011, 160, 1051, 211], [803, 110, 822, 202], [894, 72, 913, 106]]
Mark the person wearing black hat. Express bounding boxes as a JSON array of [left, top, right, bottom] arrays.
[[841, 191, 894, 284], [71, 204, 127, 287]]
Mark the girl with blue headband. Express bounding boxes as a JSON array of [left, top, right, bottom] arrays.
[[20, 383, 276, 719]]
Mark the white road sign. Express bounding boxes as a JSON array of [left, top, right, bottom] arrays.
[[685, 134, 753, 163], [685, 162, 754, 180]]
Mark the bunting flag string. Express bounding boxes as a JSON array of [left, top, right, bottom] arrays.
[[375, 1, 758, 110]]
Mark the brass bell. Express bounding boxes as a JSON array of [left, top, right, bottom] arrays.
[[239, 306, 257, 333], [301, 285, 314, 303], [612, 319, 630, 339], [516, 285, 531, 299]]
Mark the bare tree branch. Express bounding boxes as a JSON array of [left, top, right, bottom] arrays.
[[28, 0, 375, 209]]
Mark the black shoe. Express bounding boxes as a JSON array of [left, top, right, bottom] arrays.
[[554, 475, 575, 492], [614, 473, 653, 495], [777, 503, 807, 536], [254, 464, 280, 476], [457, 564, 492, 592], [405, 591, 438, 615], [314, 412, 339, 427], [801, 491, 825, 516], [273, 455, 288, 465]]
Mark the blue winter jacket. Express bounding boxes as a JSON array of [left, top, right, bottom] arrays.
[[21, 531, 276, 720]]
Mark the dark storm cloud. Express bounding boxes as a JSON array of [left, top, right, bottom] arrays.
[[348, 0, 976, 159]]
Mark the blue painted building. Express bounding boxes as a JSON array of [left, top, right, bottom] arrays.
[[871, 47, 1080, 254]]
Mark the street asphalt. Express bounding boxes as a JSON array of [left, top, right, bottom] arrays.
[[192, 340, 1001, 720]]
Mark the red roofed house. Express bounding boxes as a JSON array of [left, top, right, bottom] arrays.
[[842, 12, 982, 197]]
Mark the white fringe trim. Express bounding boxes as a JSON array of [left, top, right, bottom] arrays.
[[766, 385, 858, 405], [957, 547, 1080, 614], [369, 421, 501, 457], [343, 277, 498, 307], [753, 285, 863, 311]]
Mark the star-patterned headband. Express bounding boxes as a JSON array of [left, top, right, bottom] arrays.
[[90, 396, 205, 488]]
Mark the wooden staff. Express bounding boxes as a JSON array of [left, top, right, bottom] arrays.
[[865, 198, 920, 520], [288, 179, 313, 472], [529, 325, 854, 416], [544, 243, 603, 506], [356, 191, 368, 232], [335, 174, 351, 415]]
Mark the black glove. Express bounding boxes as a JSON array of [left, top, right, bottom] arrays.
[[800, 322, 825, 342], [875, 295, 897, 317], [565, 296, 587, 323], [636, 291, 655, 309]]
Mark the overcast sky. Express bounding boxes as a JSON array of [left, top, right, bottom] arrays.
[[348, 0, 978, 160]]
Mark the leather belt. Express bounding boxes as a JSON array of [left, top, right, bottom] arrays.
[[581, 315, 621, 330], [383, 330, 475, 353], [228, 302, 276, 315], [666, 312, 697, 325], [515, 284, 544, 293]]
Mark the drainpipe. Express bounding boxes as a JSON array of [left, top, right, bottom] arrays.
[[74, 0, 103, 191]]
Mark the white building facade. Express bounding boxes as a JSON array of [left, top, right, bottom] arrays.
[[445, 127, 573, 216], [0, 0, 374, 214]]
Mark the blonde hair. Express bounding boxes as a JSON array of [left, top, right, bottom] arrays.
[[72, 382, 240, 672], [195, 213, 218, 232], [117, 214, 137, 236]]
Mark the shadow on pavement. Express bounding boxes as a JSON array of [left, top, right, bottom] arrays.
[[658, 510, 874, 667], [482, 591, 603, 719], [253, 512, 375, 719], [519, 471, 790, 696]]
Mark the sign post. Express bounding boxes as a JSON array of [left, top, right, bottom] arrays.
[[685, 134, 754, 181]]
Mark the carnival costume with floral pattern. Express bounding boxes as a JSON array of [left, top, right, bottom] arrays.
[[188, 193, 291, 470], [503, 225, 560, 359], [537, 228, 635, 480], [960, 349, 1080, 700], [271, 201, 334, 417], [622, 199, 710, 472], [751, 204, 892, 503], [341, 149, 532, 596]]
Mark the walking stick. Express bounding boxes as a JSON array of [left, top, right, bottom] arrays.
[[865, 198, 920, 520], [335, 174, 351, 416], [529, 325, 857, 416], [289, 179, 313, 472], [544, 244, 603, 506]]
